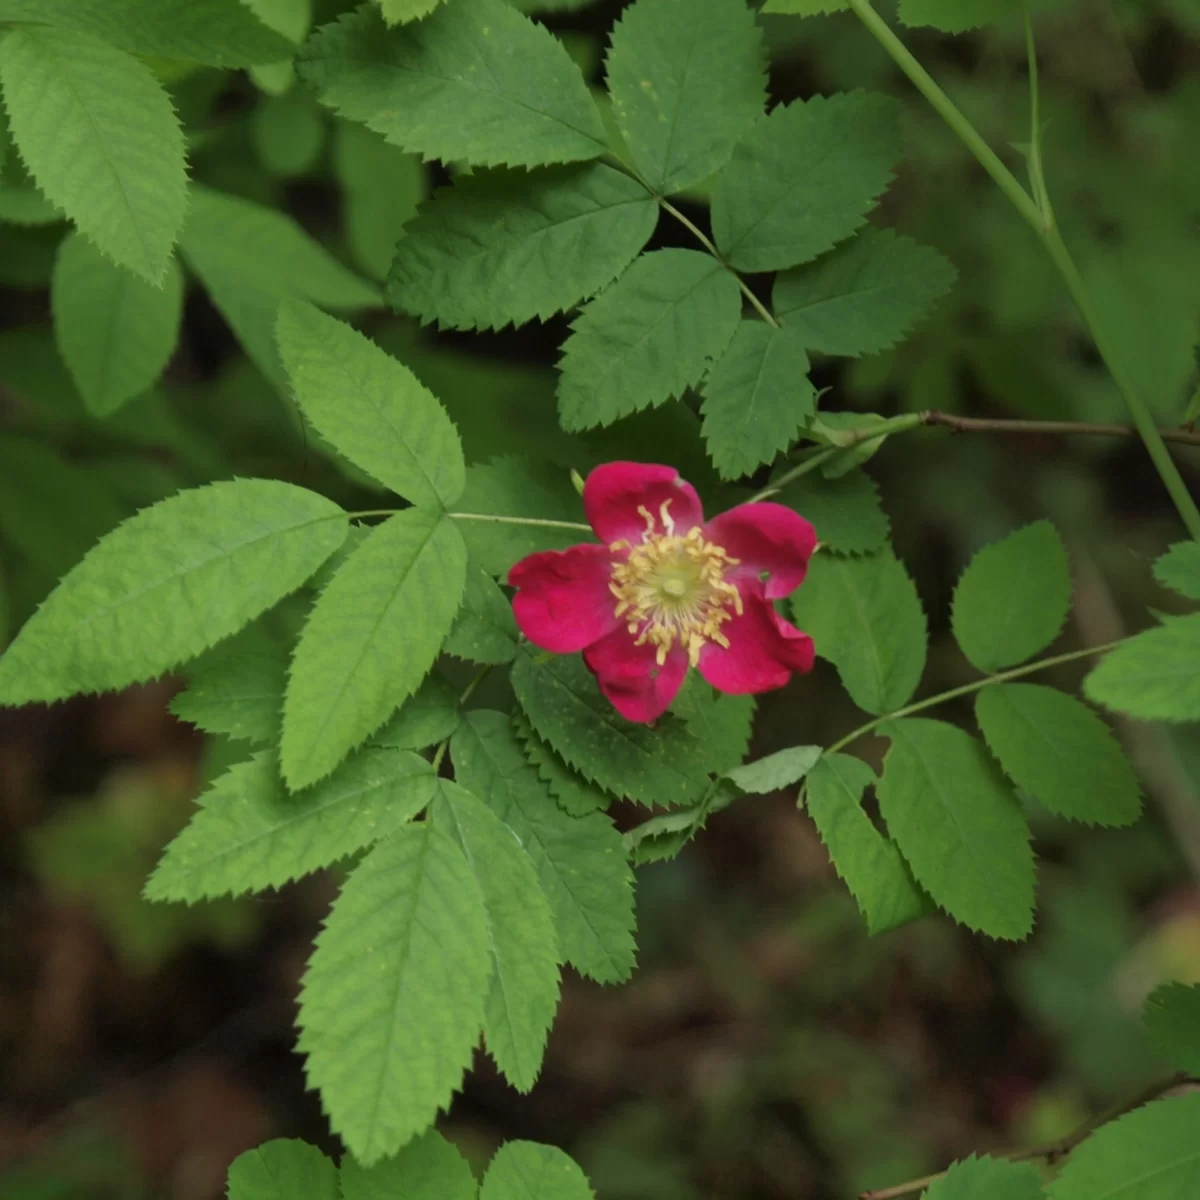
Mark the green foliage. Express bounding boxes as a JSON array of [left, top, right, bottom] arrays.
[[146, 748, 437, 901], [388, 165, 658, 331], [1142, 982, 1200, 1074], [169, 636, 288, 745], [479, 1142, 595, 1200], [276, 300, 464, 508], [761, 0, 848, 13], [1084, 613, 1200, 722], [922, 1154, 1044, 1200], [557, 249, 742, 431], [517, 716, 610, 817], [878, 719, 1034, 940], [605, 0, 766, 196], [298, 0, 606, 169], [775, 469, 890, 556], [340, 1131, 477, 1200], [0, 480, 346, 705], [51, 232, 183, 417], [700, 320, 816, 480], [452, 711, 636, 983], [899, 0, 1016, 33], [0, 26, 186, 282], [372, 674, 462, 750], [226, 1139, 340, 1200], [773, 228, 957, 357], [975, 684, 1141, 827], [445, 564, 519, 664], [282, 509, 467, 790], [670, 681, 755, 774], [791, 549, 927, 715], [711, 92, 902, 272], [298, 818, 491, 1165], [381, 0, 448, 22], [250, 90, 326, 178], [952, 522, 1072, 673], [1152, 541, 1200, 599], [727, 745, 822, 795], [432, 782, 561, 1092], [1046, 1094, 1200, 1200]]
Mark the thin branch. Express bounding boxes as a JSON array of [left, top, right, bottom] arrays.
[[920, 411, 1200, 447], [449, 512, 593, 532]]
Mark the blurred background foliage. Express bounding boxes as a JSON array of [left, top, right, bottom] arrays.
[[0, 0, 1198, 1196]]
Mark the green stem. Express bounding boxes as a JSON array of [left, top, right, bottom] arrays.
[[449, 512, 592, 533], [748, 447, 840, 503], [1022, 0, 1053, 224]]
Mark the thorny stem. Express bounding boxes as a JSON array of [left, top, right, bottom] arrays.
[[920, 410, 1200, 447]]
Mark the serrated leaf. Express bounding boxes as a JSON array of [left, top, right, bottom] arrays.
[[1046, 1094, 1200, 1200], [624, 792, 720, 865], [952, 522, 1071, 673], [452, 710, 636, 983], [878, 719, 1034, 940], [761, 0, 848, 13], [975, 684, 1141, 827], [282, 509, 467, 790], [805, 753, 928, 935], [701, 320, 815, 480], [445, 564, 519, 664], [169, 640, 287, 745], [433, 781, 561, 1091], [922, 1154, 1045, 1200], [340, 1130, 476, 1200], [298, 0, 606, 169], [773, 227, 956, 356], [147, 748, 437, 901], [511, 648, 710, 807], [51, 232, 183, 417], [790, 549, 926, 715], [298, 819, 490, 1165], [775, 469, 890, 556], [276, 300, 464, 508], [1084, 613, 1200, 722], [899, 0, 1016, 33], [480, 1142, 594, 1200], [0, 480, 346, 706], [557, 248, 742, 431], [1143, 982, 1200, 1075], [669, 679, 756, 775], [381, 0, 447, 22], [728, 745, 821, 794], [711, 92, 901, 272], [605, 0, 765, 196], [227, 1139, 338, 1200], [1153, 541, 1200, 600], [371, 674, 462, 750], [516, 716, 609, 817], [388, 164, 657, 331], [0, 27, 186, 282]]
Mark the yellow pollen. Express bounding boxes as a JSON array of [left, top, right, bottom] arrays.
[[609, 502, 742, 668]]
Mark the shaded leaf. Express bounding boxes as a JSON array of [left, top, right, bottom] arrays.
[[728, 745, 822, 795], [479, 1141, 594, 1200], [516, 715, 610, 817], [1153, 541, 1200, 600], [445, 564, 519, 664], [1143, 982, 1200, 1075], [227, 1140, 338, 1200], [922, 1154, 1045, 1200], [371, 674, 462, 751], [169, 639, 287, 745], [1084, 614, 1200, 722], [775, 468, 889, 556]]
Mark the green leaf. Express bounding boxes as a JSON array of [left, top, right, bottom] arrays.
[[624, 797, 715, 865], [790, 549, 927, 715], [282, 509, 467, 790], [700, 320, 815, 480], [711, 92, 901, 272], [1084, 613, 1200, 722], [1046, 1094, 1200, 1200], [480, 1142, 594, 1200], [433, 782, 561, 1091], [1143, 982, 1200, 1075], [388, 164, 657, 331], [773, 227, 956, 357], [0, 480, 346, 706], [250, 89, 326, 178], [445, 564, 519, 664], [340, 1131, 476, 1200], [169, 639, 287, 745], [775, 469, 890, 556], [298, 819, 490, 1165], [299, 0, 606, 169], [452, 710, 636, 983], [975, 684, 1141, 827], [669, 679, 756, 775], [899, 0, 1016, 34], [147, 748, 437, 901], [605, 0, 765, 195], [922, 1154, 1045, 1200], [878, 719, 1034, 940], [371, 674, 462, 750], [381, 0, 447, 22], [227, 1140, 338, 1200], [0, 27, 186, 282], [805, 753, 928, 935], [761, 0, 848, 13], [951, 522, 1071, 673], [516, 715, 609, 817], [1153, 541, 1200, 600], [51, 232, 183, 417], [727, 745, 822, 795], [0, 181, 61, 225], [557, 248, 742, 432], [276, 300, 465, 508], [511, 648, 710, 807]]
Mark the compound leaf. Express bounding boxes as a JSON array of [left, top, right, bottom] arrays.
[[1153, 541, 1200, 600], [775, 469, 889, 556], [1084, 614, 1200, 722], [227, 1140, 338, 1200], [480, 1142, 594, 1200], [922, 1155, 1045, 1200], [1143, 983, 1200, 1075], [340, 1131, 476, 1200]]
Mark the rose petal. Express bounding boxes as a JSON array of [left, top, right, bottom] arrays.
[[698, 582, 814, 694], [583, 461, 704, 546], [509, 544, 620, 653], [583, 628, 689, 724], [705, 502, 818, 599]]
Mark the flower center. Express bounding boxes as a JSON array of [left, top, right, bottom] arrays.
[[609, 502, 743, 667]]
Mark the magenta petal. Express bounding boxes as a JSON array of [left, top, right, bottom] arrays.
[[698, 583, 814, 695], [583, 461, 705, 545], [583, 629, 688, 724], [705, 502, 818, 599], [509, 544, 620, 654]]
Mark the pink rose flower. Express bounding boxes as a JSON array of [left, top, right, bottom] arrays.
[[508, 462, 818, 724]]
